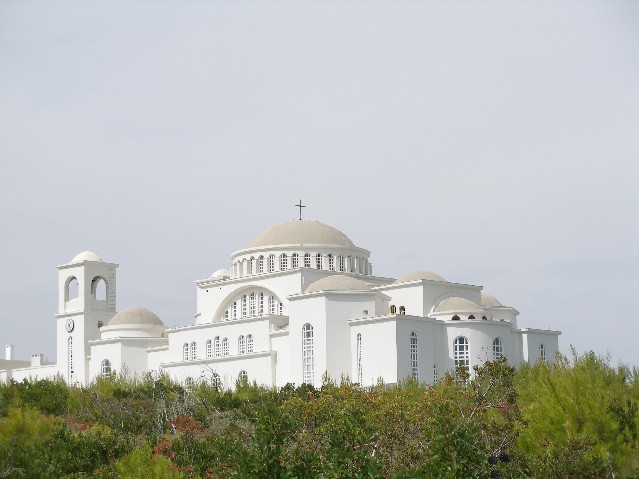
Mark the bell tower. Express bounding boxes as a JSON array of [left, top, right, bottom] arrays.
[[55, 251, 118, 385]]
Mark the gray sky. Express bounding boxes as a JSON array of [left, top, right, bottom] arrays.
[[1, 0, 637, 367]]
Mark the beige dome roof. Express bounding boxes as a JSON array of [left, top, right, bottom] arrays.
[[249, 220, 355, 248], [211, 269, 230, 279], [434, 297, 481, 313], [305, 275, 371, 293], [481, 292, 503, 307], [395, 270, 446, 283], [71, 251, 102, 263], [108, 307, 164, 327]]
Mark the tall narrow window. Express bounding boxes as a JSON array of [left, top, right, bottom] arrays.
[[238, 335, 246, 354], [269, 296, 276, 315], [232, 302, 237, 320], [316, 253, 323, 269], [539, 343, 546, 362], [280, 254, 288, 270], [185, 377, 194, 393], [248, 257, 254, 275], [304, 253, 311, 268], [212, 373, 221, 390], [339, 255, 345, 272], [433, 365, 439, 383], [183, 343, 189, 361], [238, 370, 248, 385], [224, 310, 229, 321], [241, 295, 247, 317], [249, 293, 256, 316], [302, 323, 314, 385], [258, 256, 264, 274], [493, 338, 503, 360], [190, 342, 197, 360], [222, 338, 229, 356], [328, 254, 335, 271], [454, 336, 470, 374], [268, 254, 275, 272], [246, 334, 254, 353], [410, 332, 419, 380], [68, 336, 74, 384], [101, 359, 112, 377], [292, 253, 299, 268], [259, 292, 264, 315], [214, 336, 220, 357], [279, 302, 284, 315], [356, 333, 363, 384], [206, 339, 212, 358]]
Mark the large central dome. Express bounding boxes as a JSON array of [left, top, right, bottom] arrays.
[[248, 220, 355, 248]]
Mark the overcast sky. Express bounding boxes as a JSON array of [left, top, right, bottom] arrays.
[[1, 0, 637, 367]]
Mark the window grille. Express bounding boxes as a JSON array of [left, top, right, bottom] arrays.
[[302, 323, 314, 385]]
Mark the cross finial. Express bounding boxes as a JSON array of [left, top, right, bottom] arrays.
[[294, 199, 306, 220]]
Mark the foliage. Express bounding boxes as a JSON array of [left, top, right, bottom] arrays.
[[0, 350, 638, 478]]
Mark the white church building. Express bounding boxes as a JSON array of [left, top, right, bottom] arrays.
[[1, 219, 560, 389]]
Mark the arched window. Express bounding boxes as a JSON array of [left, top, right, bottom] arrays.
[[280, 254, 288, 270], [482, 315, 488, 320], [224, 310, 229, 321], [206, 339, 212, 358], [493, 338, 503, 360], [356, 333, 363, 384], [390, 305, 397, 314], [268, 254, 275, 272], [214, 336, 220, 357], [183, 343, 189, 361], [66, 276, 79, 301], [454, 336, 470, 373], [348, 256, 354, 272], [212, 373, 221, 390], [91, 276, 107, 300], [304, 253, 311, 268], [259, 292, 264, 315], [302, 323, 314, 385], [433, 364, 439, 383], [97, 321, 103, 329], [248, 257, 254, 275], [399, 306, 406, 315], [269, 296, 276, 315], [249, 293, 256, 316], [316, 253, 323, 270], [246, 334, 254, 353], [101, 359, 112, 377], [258, 256, 264, 274], [328, 254, 335, 271], [410, 332, 418, 380], [241, 295, 247, 317], [292, 253, 299, 268], [238, 335, 246, 354], [67, 336, 74, 384], [468, 315, 476, 320], [452, 315, 460, 321], [232, 301, 237, 320], [238, 370, 248, 386], [190, 342, 197, 360], [222, 338, 229, 356], [279, 302, 284, 315], [539, 343, 546, 362], [338, 255, 345, 272]]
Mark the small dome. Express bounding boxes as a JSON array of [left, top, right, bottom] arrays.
[[108, 307, 164, 327], [481, 292, 503, 308], [71, 251, 102, 263], [249, 220, 355, 248], [211, 269, 230, 279], [434, 296, 481, 313], [305, 275, 372, 293], [395, 270, 446, 284]]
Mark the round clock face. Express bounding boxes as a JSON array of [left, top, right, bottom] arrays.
[[65, 318, 74, 333]]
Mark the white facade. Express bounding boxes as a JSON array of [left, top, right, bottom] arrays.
[[1, 219, 560, 387]]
